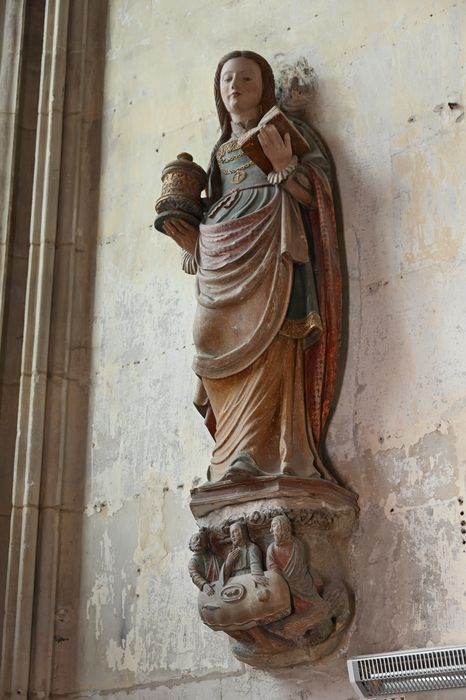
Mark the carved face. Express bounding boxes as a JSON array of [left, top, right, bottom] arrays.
[[220, 57, 263, 119], [230, 522, 245, 547], [271, 517, 291, 545], [189, 532, 204, 552]]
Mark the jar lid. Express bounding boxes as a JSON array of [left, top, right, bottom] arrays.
[[162, 153, 207, 185]]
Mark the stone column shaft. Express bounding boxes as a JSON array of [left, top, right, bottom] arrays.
[[0, 0, 70, 695]]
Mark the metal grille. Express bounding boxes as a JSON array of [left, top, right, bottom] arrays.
[[347, 645, 466, 697]]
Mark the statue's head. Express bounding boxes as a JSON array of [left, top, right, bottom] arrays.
[[229, 520, 249, 547], [271, 514, 292, 544], [189, 529, 209, 553], [207, 52, 276, 203], [214, 51, 276, 132]]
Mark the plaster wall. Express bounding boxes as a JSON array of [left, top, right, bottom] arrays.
[[52, 0, 466, 697]]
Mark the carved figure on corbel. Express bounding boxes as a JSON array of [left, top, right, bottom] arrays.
[[265, 514, 350, 644], [188, 528, 222, 596]]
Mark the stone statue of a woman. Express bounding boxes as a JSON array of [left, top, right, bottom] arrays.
[[163, 50, 341, 484]]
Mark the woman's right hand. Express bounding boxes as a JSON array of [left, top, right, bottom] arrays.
[[163, 219, 199, 255]]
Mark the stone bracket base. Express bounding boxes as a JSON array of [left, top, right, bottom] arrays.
[[189, 476, 358, 669]]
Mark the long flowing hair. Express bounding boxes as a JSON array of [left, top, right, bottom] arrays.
[[207, 51, 277, 205]]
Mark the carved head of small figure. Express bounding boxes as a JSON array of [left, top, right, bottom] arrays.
[[271, 514, 292, 545], [229, 521, 249, 548], [189, 529, 209, 553]]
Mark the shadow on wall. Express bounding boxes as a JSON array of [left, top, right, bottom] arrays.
[[275, 60, 388, 489]]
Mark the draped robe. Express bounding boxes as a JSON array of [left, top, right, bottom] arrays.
[[188, 551, 222, 591], [266, 537, 321, 612], [193, 119, 341, 482]]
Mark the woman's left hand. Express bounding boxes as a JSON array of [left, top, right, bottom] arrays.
[[258, 124, 293, 172]]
